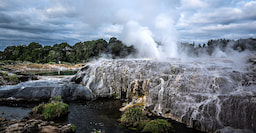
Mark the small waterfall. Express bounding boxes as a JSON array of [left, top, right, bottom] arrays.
[[154, 78, 165, 115]]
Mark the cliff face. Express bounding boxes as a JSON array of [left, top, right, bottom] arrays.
[[71, 59, 256, 133]]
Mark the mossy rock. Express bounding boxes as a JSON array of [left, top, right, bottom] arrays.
[[32, 96, 69, 120], [42, 101, 69, 120], [142, 119, 172, 133]]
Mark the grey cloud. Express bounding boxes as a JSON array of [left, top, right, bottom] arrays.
[[0, 0, 255, 51], [177, 0, 256, 43], [0, 13, 14, 23]]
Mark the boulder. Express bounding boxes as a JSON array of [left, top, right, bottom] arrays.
[[0, 80, 94, 102]]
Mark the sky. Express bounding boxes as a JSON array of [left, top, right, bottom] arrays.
[[0, 0, 256, 51]]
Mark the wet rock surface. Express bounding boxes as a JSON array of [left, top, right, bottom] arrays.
[[0, 80, 94, 102], [71, 59, 256, 132]]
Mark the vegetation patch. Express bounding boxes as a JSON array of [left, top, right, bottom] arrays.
[[8, 75, 18, 82], [32, 96, 69, 120], [0, 71, 19, 84], [0, 71, 8, 78], [120, 106, 173, 133], [142, 119, 172, 133], [120, 106, 149, 127], [71, 124, 76, 132]]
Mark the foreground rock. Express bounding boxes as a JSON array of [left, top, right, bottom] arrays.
[[0, 80, 94, 102], [0, 117, 74, 133], [71, 59, 256, 133]]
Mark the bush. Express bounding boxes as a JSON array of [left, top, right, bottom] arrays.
[[32, 103, 45, 114], [120, 107, 149, 127], [120, 107, 172, 132], [32, 96, 69, 120], [8, 75, 18, 82], [42, 101, 69, 120], [142, 119, 172, 133], [0, 72, 19, 83]]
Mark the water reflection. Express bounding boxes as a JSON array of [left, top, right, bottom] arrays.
[[66, 100, 139, 133]]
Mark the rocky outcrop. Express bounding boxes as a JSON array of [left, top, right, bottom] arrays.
[[71, 59, 256, 133], [0, 117, 74, 133], [0, 80, 94, 102]]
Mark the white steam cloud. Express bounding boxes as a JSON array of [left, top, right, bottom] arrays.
[[97, 0, 181, 60], [120, 17, 178, 60], [121, 21, 161, 59]]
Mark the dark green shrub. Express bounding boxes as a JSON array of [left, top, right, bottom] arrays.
[[142, 119, 172, 133], [120, 107, 149, 127], [120, 107, 173, 132]]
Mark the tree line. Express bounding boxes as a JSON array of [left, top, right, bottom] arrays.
[[0, 37, 136, 64], [178, 38, 256, 57], [1, 37, 255, 64]]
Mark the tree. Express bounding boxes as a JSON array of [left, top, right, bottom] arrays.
[[47, 50, 62, 63], [28, 42, 42, 50], [52, 42, 72, 62]]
